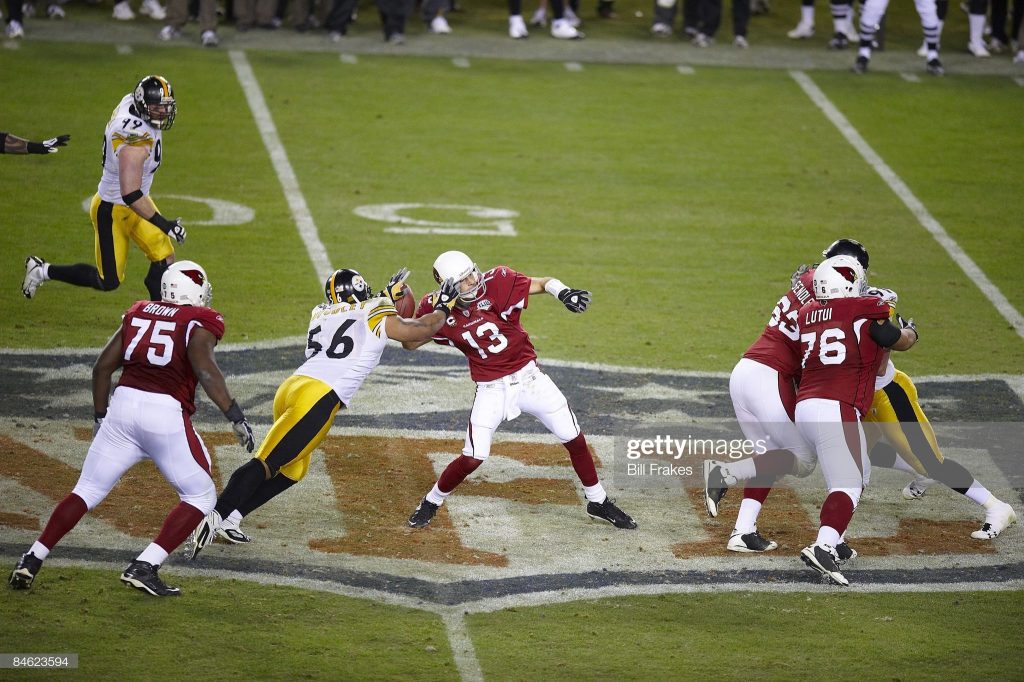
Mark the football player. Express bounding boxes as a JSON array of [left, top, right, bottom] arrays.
[[852, 0, 944, 74], [9, 261, 255, 597], [402, 250, 637, 531], [183, 268, 460, 557], [23, 75, 186, 302], [0, 131, 70, 154], [794, 255, 919, 586], [703, 238, 864, 556], [862, 286, 1017, 540]]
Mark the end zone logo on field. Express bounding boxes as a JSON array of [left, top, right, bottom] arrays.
[[1, 344, 1022, 596]]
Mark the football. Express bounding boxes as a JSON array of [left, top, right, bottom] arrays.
[[395, 284, 416, 318]]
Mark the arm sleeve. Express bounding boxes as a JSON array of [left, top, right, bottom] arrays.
[[869, 318, 902, 348]]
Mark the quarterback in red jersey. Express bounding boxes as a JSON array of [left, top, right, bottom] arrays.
[[794, 255, 918, 586], [403, 250, 637, 530], [9, 261, 254, 597]]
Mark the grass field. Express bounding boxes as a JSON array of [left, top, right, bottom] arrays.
[[1, 11, 1022, 681]]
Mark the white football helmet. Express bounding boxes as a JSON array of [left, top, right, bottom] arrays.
[[813, 255, 865, 301], [432, 250, 485, 305], [161, 260, 212, 307]]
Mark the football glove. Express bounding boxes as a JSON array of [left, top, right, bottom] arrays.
[[557, 287, 591, 313], [166, 218, 186, 244], [93, 412, 105, 438], [224, 400, 255, 452], [791, 263, 812, 287], [865, 286, 898, 304], [379, 267, 410, 305], [896, 314, 918, 341], [432, 277, 459, 314], [27, 135, 71, 154]]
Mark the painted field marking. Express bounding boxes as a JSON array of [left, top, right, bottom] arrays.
[[899, 72, 920, 82], [1014, 77, 1024, 87], [353, 203, 518, 236], [442, 611, 484, 682], [676, 64, 695, 75], [790, 70, 1024, 341], [229, 50, 332, 283], [564, 61, 583, 71], [116, 44, 133, 55], [452, 57, 471, 68], [4, 40, 21, 50], [339, 53, 358, 64]]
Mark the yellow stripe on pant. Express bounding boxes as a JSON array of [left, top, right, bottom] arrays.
[[864, 369, 944, 476], [255, 374, 342, 482]]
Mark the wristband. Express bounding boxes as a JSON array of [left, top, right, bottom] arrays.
[[544, 278, 568, 297], [149, 212, 175, 233], [122, 189, 144, 205], [27, 141, 47, 154], [223, 400, 245, 423], [94, 410, 107, 421]]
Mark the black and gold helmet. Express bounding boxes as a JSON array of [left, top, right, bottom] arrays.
[[133, 75, 176, 130], [324, 269, 372, 305]]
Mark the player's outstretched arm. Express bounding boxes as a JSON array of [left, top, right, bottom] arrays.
[[398, 277, 460, 350], [0, 132, 70, 154], [118, 145, 186, 243], [92, 331, 125, 431], [187, 327, 254, 452], [529, 276, 591, 313]]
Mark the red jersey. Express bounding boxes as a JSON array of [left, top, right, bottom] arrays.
[[795, 296, 892, 416], [416, 266, 537, 382], [117, 300, 225, 414], [742, 267, 815, 380]]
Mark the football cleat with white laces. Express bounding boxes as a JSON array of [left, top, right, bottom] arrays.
[[835, 541, 858, 563], [409, 497, 439, 528], [140, 0, 165, 18], [182, 511, 219, 560], [727, 529, 777, 552], [120, 560, 180, 596], [800, 543, 849, 586], [902, 476, 934, 500], [22, 256, 46, 299], [9, 552, 43, 590], [586, 498, 637, 529], [787, 21, 814, 38], [551, 18, 582, 39], [112, 0, 135, 20], [509, 14, 528, 38], [971, 502, 1017, 539], [216, 523, 252, 544], [702, 460, 730, 517]]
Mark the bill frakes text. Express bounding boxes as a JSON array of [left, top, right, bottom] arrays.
[[625, 435, 768, 460]]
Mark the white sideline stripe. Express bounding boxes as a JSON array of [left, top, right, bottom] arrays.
[[899, 72, 920, 82], [790, 70, 1024, 341], [229, 50, 333, 283], [442, 611, 485, 682]]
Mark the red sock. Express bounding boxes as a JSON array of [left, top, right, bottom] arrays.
[[38, 493, 89, 550], [564, 433, 599, 487], [437, 456, 483, 494], [743, 487, 772, 504], [153, 502, 205, 554], [820, 491, 856, 536]]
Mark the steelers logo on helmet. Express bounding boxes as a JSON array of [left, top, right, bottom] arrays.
[[325, 268, 373, 305]]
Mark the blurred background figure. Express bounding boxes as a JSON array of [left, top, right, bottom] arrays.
[[112, 0, 167, 20], [5, 0, 25, 37], [160, 0, 218, 45], [422, 0, 452, 33], [510, 0, 581, 38], [235, 0, 278, 30]]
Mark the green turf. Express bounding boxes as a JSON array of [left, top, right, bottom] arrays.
[[0, 565, 456, 680], [469, 590, 1024, 680], [2, 43, 1021, 376]]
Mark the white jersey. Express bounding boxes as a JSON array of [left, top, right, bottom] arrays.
[[97, 94, 163, 204], [293, 297, 397, 406]]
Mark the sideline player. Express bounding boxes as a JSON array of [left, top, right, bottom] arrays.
[[8, 261, 255, 597], [0, 131, 69, 154], [183, 268, 460, 557], [23, 75, 186, 302], [403, 250, 637, 530], [862, 287, 1016, 540], [795, 255, 918, 586], [702, 239, 868, 554]]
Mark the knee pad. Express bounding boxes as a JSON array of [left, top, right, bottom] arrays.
[[180, 483, 217, 515]]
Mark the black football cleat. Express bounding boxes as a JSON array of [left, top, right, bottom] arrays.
[[852, 55, 870, 73], [925, 58, 945, 76], [835, 541, 858, 563], [408, 497, 439, 528], [828, 31, 850, 49], [702, 460, 729, 518], [727, 529, 778, 552], [586, 498, 637, 529], [9, 552, 43, 590], [120, 560, 181, 597], [800, 544, 849, 586]]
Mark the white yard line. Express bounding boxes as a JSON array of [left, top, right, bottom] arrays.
[[229, 50, 333, 283], [790, 70, 1024, 341], [442, 610, 485, 682]]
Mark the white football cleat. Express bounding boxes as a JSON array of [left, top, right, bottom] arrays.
[[5, 19, 24, 38], [201, 29, 218, 46], [971, 502, 1017, 539], [787, 21, 814, 39], [182, 511, 219, 560], [529, 7, 546, 26], [551, 18, 581, 39], [733, 34, 748, 48], [139, 0, 165, 19], [216, 522, 252, 544], [112, 0, 135, 20], [158, 24, 180, 40], [509, 14, 528, 38], [563, 6, 581, 27], [651, 22, 672, 37], [1015, 50, 1024, 63], [429, 15, 451, 33], [967, 40, 990, 57], [902, 476, 935, 500], [22, 256, 46, 299]]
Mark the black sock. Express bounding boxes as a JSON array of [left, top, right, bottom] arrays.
[[214, 459, 269, 519], [47, 263, 105, 290], [144, 260, 169, 301], [237, 475, 299, 517]]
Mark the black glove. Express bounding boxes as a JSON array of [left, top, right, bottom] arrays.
[[93, 411, 106, 438], [165, 218, 187, 244], [378, 267, 410, 305], [224, 400, 255, 453], [432, 277, 459, 314], [557, 287, 591, 313], [27, 134, 71, 154]]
